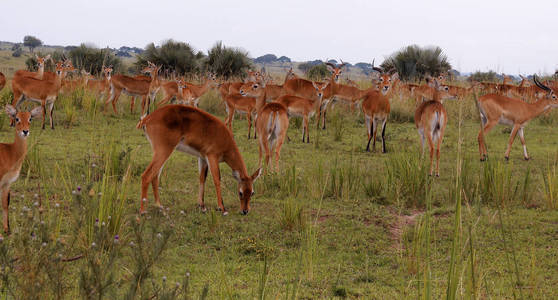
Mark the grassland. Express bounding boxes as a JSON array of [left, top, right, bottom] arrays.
[[0, 80, 557, 299]]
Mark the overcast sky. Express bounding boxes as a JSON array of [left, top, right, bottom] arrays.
[[2, 0, 557, 75]]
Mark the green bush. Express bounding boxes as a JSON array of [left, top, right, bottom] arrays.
[[204, 41, 252, 79], [136, 39, 200, 75], [381, 45, 451, 81], [69, 45, 122, 75]]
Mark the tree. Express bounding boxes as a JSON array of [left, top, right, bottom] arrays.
[[381, 45, 451, 81], [204, 41, 252, 79], [306, 64, 329, 81], [136, 39, 199, 75], [11, 44, 23, 57], [23, 36, 43, 53], [254, 54, 277, 64]]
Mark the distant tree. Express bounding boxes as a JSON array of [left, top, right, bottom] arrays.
[[204, 41, 252, 79], [11, 44, 23, 57], [381, 45, 451, 81], [115, 50, 132, 57], [254, 54, 278, 64], [298, 60, 323, 73], [327, 59, 338, 64], [306, 64, 329, 81], [469, 70, 498, 82], [277, 56, 291, 63], [355, 62, 373, 75], [136, 39, 199, 75], [23, 35, 43, 53], [68, 44, 122, 75]]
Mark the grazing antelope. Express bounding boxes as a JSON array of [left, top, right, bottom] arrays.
[[275, 81, 329, 143], [362, 65, 398, 153], [11, 61, 66, 129], [136, 105, 261, 215], [0, 72, 5, 91], [240, 81, 289, 173], [477, 75, 558, 161], [180, 74, 216, 107], [415, 78, 450, 176], [1, 105, 43, 234]]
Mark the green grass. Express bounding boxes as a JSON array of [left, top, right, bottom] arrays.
[[0, 86, 557, 298]]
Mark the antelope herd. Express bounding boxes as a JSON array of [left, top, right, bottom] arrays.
[[0, 54, 557, 222]]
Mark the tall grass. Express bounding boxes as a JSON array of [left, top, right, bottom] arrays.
[[386, 152, 431, 208], [541, 155, 558, 209]]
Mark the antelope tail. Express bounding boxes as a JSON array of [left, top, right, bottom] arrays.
[[268, 111, 279, 140]]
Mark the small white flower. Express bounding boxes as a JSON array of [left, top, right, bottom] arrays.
[[20, 195, 24, 199], [156, 233, 162, 238], [91, 242, 96, 248], [92, 163, 97, 168], [41, 242, 47, 247], [34, 194, 39, 198], [180, 210, 185, 215], [33, 201, 39, 207], [55, 203, 60, 208], [101, 222, 106, 226], [162, 276, 167, 282]]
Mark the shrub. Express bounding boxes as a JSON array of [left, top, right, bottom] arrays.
[[68, 45, 122, 75], [381, 45, 451, 81], [306, 64, 329, 81], [205, 41, 252, 79], [136, 39, 200, 75]]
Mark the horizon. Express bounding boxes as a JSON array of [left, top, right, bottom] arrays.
[[2, 0, 557, 75]]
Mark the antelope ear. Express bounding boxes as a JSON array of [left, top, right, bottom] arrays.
[[391, 73, 399, 81], [30, 106, 43, 118], [251, 168, 262, 181], [232, 170, 241, 182], [5, 105, 16, 118], [312, 81, 319, 89], [370, 72, 380, 80], [45, 54, 51, 60]]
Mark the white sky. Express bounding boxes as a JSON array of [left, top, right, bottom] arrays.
[[2, 0, 557, 75]]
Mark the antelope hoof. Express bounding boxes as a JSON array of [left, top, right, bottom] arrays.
[[504, 156, 509, 161], [199, 205, 207, 213], [524, 157, 530, 161], [436, 173, 440, 177], [241, 210, 249, 215]]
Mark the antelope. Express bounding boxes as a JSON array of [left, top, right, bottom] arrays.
[[180, 74, 216, 107], [415, 77, 450, 176], [1, 105, 43, 235], [477, 75, 558, 161], [85, 66, 113, 100], [274, 81, 329, 143], [175, 78, 194, 104], [326, 62, 372, 112], [136, 105, 261, 215], [0, 72, 5, 91], [219, 83, 257, 138], [282, 62, 344, 130], [13, 54, 50, 80], [361, 64, 398, 153], [240, 81, 289, 173], [105, 62, 160, 115], [11, 61, 66, 129]]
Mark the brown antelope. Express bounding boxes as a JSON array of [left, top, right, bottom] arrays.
[[219, 83, 257, 138], [11, 61, 66, 129], [13, 54, 50, 80], [362, 65, 398, 153], [282, 62, 344, 130], [136, 105, 261, 215], [274, 81, 329, 143], [85, 66, 113, 99], [477, 75, 558, 161], [181, 75, 216, 107], [326, 63, 373, 112], [105, 62, 160, 115], [240, 81, 289, 173], [175, 78, 195, 104], [415, 77, 449, 176], [1, 105, 43, 234], [0, 72, 5, 91]]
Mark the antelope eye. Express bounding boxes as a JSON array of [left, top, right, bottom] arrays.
[[251, 190, 255, 196], [239, 191, 243, 197], [15, 117, 20, 122]]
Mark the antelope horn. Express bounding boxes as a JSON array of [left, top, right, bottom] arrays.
[[325, 62, 336, 69], [339, 59, 347, 68], [371, 59, 383, 73], [533, 75, 551, 92]]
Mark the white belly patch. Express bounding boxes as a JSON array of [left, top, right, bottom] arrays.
[[176, 141, 202, 158]]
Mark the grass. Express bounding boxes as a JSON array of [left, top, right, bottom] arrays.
[[0, 84, 557, 298]]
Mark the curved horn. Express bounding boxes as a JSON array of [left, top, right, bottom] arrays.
[[533, 75, 551, 92], [371, 59, 383, 73], [325, 62, 336, 69], [339, 59, 347, 68]]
